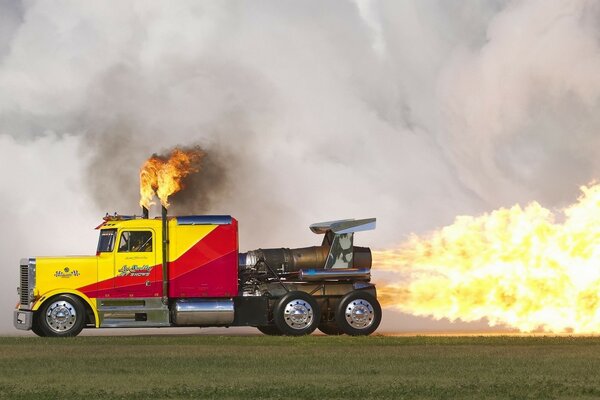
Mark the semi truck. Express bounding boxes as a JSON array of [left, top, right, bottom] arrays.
[[14, 209, 381, 337]]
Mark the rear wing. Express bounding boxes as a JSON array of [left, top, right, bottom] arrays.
[[310, 218, 376, 234], [309, 218, 376, 269]]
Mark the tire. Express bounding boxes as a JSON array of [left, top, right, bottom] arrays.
[[318, 322, 343, 335], [31, 314, 46, 337], [256, 325, 284, 336], [273, 291, 320, 336], [335, 291, 381, 336], [37, 294, 86, 337]]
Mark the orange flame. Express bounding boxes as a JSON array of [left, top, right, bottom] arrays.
[[375, 183, 600, 333], [139, 148, 203, 208]]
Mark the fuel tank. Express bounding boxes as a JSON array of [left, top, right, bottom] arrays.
[[171, 299, 235, 326]]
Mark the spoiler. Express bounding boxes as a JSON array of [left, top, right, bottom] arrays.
[[310, 218, 376, 234]]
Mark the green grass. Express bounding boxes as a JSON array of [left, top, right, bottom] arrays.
[[1, 335, 600, 399]]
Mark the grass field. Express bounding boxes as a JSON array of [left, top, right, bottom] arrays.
[[1, 335, 600, 399]]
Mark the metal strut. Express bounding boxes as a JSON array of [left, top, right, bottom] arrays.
[[257, 258, 289, 293]]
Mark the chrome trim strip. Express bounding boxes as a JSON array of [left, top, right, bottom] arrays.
[[97, 298, 170, 328]]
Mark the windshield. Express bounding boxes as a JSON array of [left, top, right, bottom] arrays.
[[97, 229, 116, 253]]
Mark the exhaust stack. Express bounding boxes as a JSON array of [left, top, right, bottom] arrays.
[[142, 206, 149, 219], [298, 268, 371, 281], [161, 206, 169, 304]]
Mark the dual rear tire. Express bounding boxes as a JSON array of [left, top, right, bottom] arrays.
[[334, 291, 381, 336], [256, 291, 321, 336], [256, 325, 283, 336], [274, 291, 320, 336], [318, 322, 343, 335], [257, 290, 381, 336]]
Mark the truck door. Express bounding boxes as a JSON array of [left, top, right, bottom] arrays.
[[114, 229, 158, 297]]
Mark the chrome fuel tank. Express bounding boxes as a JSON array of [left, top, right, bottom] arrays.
[[172, 299, 235, 326]]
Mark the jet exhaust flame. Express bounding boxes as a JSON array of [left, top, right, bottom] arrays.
[[374, 183, 600, 333], [139, 147, 203, 208]]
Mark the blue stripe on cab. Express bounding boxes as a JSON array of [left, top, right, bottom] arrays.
[[176, 215, 233, 225]]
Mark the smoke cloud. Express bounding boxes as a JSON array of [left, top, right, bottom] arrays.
[[1, 0, 600, 333]]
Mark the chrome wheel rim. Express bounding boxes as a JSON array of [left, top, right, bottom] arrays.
[[283, 299, 314, 330], [45, 300, 77, 333], [345, 299, 375, 329]]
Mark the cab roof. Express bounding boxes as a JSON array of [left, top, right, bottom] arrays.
[[96, 214, 233, 230]]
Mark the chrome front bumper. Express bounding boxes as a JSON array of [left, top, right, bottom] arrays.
[[14, 309, 33, 331]]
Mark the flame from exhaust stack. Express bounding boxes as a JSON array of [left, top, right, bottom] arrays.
[[139, 148, 203, 208], [374, 183, 600, 333]]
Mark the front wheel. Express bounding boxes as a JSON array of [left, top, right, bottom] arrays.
[[37, 294, 86, 337], [274, 291, 320, 336], [335, 291, 381, 336], [31, 314, 46, 337]]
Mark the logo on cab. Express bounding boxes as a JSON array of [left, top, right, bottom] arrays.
[[54, 267, 80, 278], [118, 265, 153, 277]]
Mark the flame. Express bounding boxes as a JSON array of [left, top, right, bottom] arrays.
[[139, 148, 203, 208], [375, 183, 600, 333]]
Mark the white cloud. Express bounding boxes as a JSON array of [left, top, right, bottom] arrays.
[[1, 0, 599, 333]]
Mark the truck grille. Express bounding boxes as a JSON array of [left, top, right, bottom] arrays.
[[19, 259, 35, 309], [20, 263, 29, 307]]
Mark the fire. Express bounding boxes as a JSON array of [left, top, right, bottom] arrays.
[[375, 183, 600, 333], [139, 148, 203, 208]]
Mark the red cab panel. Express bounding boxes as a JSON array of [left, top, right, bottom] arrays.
[[168, 219, 238, 298]]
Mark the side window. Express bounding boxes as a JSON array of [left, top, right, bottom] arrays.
[[97, 229, 116, 253], [118, 231, 153, 253]]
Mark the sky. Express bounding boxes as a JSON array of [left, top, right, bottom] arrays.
[[1, 0, 600, 334]]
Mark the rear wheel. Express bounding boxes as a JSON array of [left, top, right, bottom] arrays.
[[318, 322, 343, 335], [38, 295, 86, 337], [274, 291, 320, 336], [256, 325, 283, 336], [335, 291, 381, 336]]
